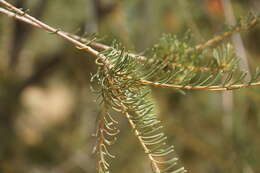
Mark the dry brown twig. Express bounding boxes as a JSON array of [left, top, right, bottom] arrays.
[[0, 0, 260, 91]]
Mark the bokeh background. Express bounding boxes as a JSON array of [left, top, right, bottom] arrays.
[[0, 0, 260, 173]]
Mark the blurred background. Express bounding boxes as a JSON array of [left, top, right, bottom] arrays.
[[0, 0, 260, 173]]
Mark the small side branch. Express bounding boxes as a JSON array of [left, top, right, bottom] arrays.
[[193, 16, 260, 52], [140, 79, 260, 91]]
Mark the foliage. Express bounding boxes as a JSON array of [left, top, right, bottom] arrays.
[[0, 0, 260, 173]]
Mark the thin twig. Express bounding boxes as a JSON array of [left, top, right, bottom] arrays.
[[125, 112, 162, 172], [68, 16, 260, 58], [0, 0, 108, 65], [8, 0, 48, 67], [192, 16, 260, 52], [105, 75, 163, 173], [140, 79, 260, 91], [0, 7, 40, 27]]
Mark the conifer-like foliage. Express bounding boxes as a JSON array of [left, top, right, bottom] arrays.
[[0, 0, 260, 173], [93, 46, 186, 172]]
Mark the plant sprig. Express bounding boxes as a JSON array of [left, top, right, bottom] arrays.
[[1, 1, 260, 173]]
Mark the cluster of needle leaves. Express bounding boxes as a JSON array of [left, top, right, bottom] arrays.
[[91, 14, 260, 173], [146, 35, 244, 90], [92, 46, 186, 173]]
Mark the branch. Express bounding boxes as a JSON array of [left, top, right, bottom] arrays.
[[95, 103, 119, 172], [66, 15, 260, 57], [70, 34, 230, 73], [1, 0, 260, 92], [101, 72, 185, 173], [192, 16, 260, 52], [1, 3, 258, 74], [139, 79, 260, 91], [0, 0, 108, 65], [0, 7, 108, 53], [8, 0, 48, 67], [0, 7, 40, 27]]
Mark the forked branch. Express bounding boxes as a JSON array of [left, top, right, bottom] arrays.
[[1, 0, 259, 74], [2, 0, 259, 92]]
